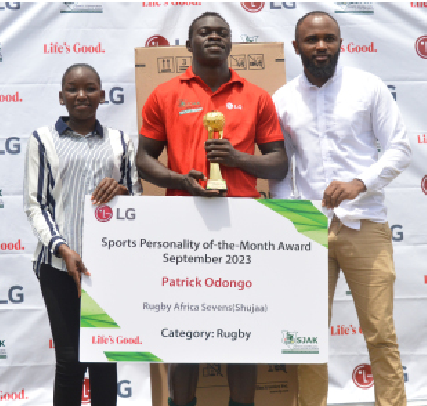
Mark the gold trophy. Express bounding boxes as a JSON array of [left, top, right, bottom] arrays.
[[203, 111, 227, 191]]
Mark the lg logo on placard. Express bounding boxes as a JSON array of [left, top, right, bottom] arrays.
[[95, 205, 113, 222], [101, 87, 124, 105], [0, 286, 24, 304], [95, 205, 136, 222]]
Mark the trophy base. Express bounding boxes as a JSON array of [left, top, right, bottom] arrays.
[[206, 179, 227, 191]]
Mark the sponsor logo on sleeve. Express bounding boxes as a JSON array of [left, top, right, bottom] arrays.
[[352, 364, 374, 389], [415, 35, 427, 59], [418, 134, 426, 143], [411, 2, 427, 7]]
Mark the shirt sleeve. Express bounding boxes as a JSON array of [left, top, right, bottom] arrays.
[[140, 89, 167, 141], [23, 131, 67, 257], [120, 133, 143, 196], [269, 91, 294, 199], [357, 79, 411, 192], [255, 92, 285, 145]]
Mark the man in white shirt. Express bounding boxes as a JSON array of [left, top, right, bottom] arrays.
[[271, 11, 410, 406]]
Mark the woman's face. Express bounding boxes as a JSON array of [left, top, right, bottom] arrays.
[[59, 66, 105, 122]]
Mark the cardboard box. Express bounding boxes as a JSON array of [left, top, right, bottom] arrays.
[[150, 363, 298, 406], [135, 43, 286, 197]]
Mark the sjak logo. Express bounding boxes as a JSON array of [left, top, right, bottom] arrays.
[[0, 339, 6, 359], [281, 330, 319, 354], [0, 190, 4, 208]]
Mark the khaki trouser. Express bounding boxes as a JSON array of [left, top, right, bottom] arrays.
[[298, 218, 406, 406]]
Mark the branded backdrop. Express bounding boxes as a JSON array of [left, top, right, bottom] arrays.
[[0, 2, 426, 405]]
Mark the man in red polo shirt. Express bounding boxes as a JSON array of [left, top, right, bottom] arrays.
[[136, 11, 287, 406]]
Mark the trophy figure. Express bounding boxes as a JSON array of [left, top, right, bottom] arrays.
[[203, 111, 227, 191]]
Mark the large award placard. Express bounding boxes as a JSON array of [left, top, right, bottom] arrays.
[[81, 197, 328, 363]]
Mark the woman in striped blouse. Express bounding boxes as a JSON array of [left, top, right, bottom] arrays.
[[24, 63, 141, 406]]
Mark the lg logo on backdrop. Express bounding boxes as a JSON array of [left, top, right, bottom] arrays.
[[391, 225, 403, 242], [0, 137, 20, 155], [82, 379, 132, 403], [0, 2, 20, 10], [101, 87, 124, 105], [240, 3, 296, 12], [0, 286, 24, 304]]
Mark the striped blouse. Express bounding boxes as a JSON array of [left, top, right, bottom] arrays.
[[23, 117, 142, 276]]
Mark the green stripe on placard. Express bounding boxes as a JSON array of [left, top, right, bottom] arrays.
[[258, 200, 328, 248], [81, 289, 120, 328], [104, 351, 163, 362]]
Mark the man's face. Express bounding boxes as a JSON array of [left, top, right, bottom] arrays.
[[187, 15, 231, 66], [59, 67, 105, 121], [294, 14, 342, 82]]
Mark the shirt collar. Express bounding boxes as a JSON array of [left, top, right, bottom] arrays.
[[301, 61, 343, 89], [180, 67, 245, 86], [55, 116, 104, 137]]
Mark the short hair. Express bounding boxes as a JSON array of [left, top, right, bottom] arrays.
[[188, 12, 230, 41], [295, 11, 340, 43], [61, 63, 101, 88]]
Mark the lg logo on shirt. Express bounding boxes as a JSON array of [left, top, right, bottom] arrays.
[[95, 205, 135, 222]]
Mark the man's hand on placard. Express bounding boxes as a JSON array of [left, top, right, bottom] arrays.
[[58, 245, 90, 297], [322, 179, 366, 209]]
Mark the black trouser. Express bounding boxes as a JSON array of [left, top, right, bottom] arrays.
[[40, 264, 117, 406]]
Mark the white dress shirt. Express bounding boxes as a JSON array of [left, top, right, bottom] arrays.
[[271, 64, 411, 229]]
